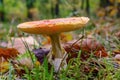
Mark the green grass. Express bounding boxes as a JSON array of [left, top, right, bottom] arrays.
[[0, 49, 119, 80]]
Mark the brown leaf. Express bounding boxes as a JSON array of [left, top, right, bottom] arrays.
[[113, 50, 120, 55], [63, 38, 108, 62], [80, 38, 108, 57], [0, 48, 19, 60], [63, 42, 80, 62]]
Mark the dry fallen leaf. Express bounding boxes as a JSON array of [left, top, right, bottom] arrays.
[[7, 36, 39, 53], [63, 38, 108, 62], [13, 58, 34, 69], [113, 49, 120, 55], [0, 61, 9, 73], [80, 38, 108, 57], [96, 8, 106, 17], [32, 48, 50, 64], [0, 48, 19, 60]]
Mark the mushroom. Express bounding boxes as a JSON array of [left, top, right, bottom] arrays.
[[17, 17, 89, 71]]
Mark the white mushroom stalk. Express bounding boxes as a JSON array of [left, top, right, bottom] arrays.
[[49, 34, 64, 58], [49, 33, 66, 72]]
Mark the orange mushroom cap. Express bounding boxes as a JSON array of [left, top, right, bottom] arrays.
[[17, 17, 89, 35]]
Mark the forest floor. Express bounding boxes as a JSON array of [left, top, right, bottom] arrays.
[[0, 17, 120, 80]]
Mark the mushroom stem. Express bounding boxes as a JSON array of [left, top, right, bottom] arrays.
[[49, 33, 67, 72], [49, 33, 64, 58]]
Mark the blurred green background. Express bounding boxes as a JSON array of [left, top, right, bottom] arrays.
[[1, 0, 120, 22]]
